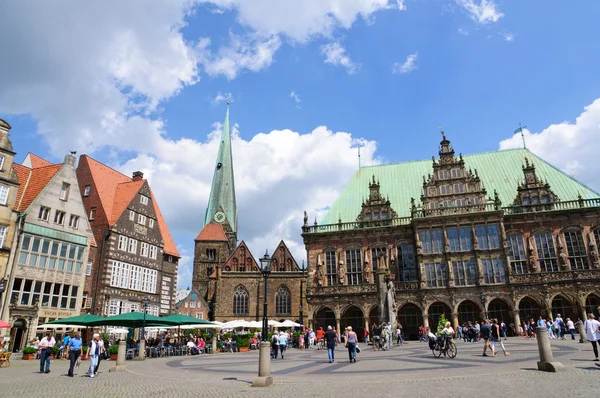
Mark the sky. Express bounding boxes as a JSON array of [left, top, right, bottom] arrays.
[[1, 0, 599, 290]]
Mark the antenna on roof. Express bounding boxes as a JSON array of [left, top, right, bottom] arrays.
[[358, 146, 361, 169]]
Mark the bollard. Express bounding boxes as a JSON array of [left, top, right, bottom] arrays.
[[137, 339, 146, 360], [109, 340, 127, 372], [577, 321, 586, 344], [252, 340, 273, 387], [535, 326, 565, 372], [211, 334, 217, 355]]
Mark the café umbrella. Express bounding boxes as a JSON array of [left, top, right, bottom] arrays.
[[87, 312, 179, 328], [158, 314, 216, 326], [41, 314, 105, 327]]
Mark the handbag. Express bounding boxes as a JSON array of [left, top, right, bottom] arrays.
[[356, 346, 361, 354]]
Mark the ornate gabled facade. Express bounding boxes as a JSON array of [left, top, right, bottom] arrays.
[[302, 133, 600, 340], [357, 176, 397, 223]]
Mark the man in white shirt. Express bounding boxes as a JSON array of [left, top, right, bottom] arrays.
[[584, 314, 600, 361], [554, 314, 565, 340], [88, 334, 100, 378], [566, 318, 576, 340], [38, 333, 56, 374]]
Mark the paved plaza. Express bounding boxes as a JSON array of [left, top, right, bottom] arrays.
[[1, 339, 599, 397]]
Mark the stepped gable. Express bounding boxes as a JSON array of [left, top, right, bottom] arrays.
[[270, 240, 300, 272], [224, 241, 259, 272]]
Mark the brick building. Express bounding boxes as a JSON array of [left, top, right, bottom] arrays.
[[76, 156, 180, 318], [193, 105, 307, 323], [175, 289, 210, 320], [302, 133, 600, 339]]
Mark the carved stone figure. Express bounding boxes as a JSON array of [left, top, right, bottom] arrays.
[[589, 236, 600, 267], [338, 260, 346, 285], [558, 240, 569, 270], [315, 254, 323, 286], [364, 262, 372, 284], [303, 210, 308, 227]]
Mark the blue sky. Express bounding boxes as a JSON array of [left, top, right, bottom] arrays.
[[1, 1, 599, 289]]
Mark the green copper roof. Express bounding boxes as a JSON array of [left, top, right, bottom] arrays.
[[322, 148, 599, 224], [204, 105, 237, 232]]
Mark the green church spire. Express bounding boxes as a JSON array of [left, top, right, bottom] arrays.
[[204, 103, 237, 234]]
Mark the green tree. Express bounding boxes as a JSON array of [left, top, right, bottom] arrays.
[[437, 314, 448, 335]]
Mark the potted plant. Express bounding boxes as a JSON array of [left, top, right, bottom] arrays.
[[51, 345, 60, 360], [22, 346, 37, 360], [236, 335, 250, 352], [81, 345, 89, 360], [108, 344, 119, 361]]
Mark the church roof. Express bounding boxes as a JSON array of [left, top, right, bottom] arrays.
[[322, 148, 599, 224], [195, 223, 228, 241]]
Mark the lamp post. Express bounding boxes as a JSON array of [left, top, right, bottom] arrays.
[[253, 250, 273, 387], [139, 297, 149, 360]]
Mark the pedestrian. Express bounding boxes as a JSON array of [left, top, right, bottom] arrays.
[[345, 326, 358, 363], [88, 334, 100, 378], [456, 324, 463, 341], [324, 325, 337, 363], [490, 319, 509, 356], [418, 325, 426, 342], [566, 318, 576, 340], [473, 321, 480, 343], [66, 331, 83, 377], [396, 325, 403, 346], [554, 314, 565, 340], [39, 333, 56, 374], [584, 313, 600, 361], [363, 328, 369, 343], [270, 333, 279, 359], [298, 333, 304, 350], [480, 320, 492, 357], [95, 335, 105, 375], [61, 333, 71, 359], [278, 332, 287, 359], [546, 319, 555, 339]]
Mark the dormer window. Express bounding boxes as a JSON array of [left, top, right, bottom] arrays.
[[59, 183, 70, 201]]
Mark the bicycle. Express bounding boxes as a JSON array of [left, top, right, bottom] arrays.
[[430, 335, 457, 358], [317, 339, 324, 350], [372, 336, 389, 351]]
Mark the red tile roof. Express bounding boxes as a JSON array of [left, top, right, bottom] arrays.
[[195, 223, 228, 242], [82, 155, 180, 258], [25, 153, 53, 168], [13, 162, 62, 212]]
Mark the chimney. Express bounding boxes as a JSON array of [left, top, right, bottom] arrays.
[[64, 153, 76, 166], [132, 171, 144, 181]]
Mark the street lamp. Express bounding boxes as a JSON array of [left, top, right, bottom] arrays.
[[253, 249, 273, 387], [139, 297, 149, 360]]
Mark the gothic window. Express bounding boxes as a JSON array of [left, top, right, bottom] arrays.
[[232, 258, 239, 271], [447, 227, 472, 252], [564, 231, 589, 270], [206, 248, 216, 261], [233, 285, 249, 316], [206, 265, 213, 277], [345, 249, 363, 285], [481, 258, 506, 284], [507, 236, 528, 274], [371, 247, 386, 271], [475, 224, 500, 249], [397, 245, 416, 282], [275, 285, 291, 316], [325, 251, 337, 286], [420, 229, 443, 254], [452, 259, 476, 286], [534, 233, 558, 272], [425, 262, 447, 288]]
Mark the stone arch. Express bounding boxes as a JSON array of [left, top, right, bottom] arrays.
[[487, 298, 511, 324], [397, 302, 422, 340], [551, 294, 578, 321], [585, 293, 600, 318], [313, 306, 336, 332], [340, 305, 364, 337], [425, 298, 453, 314], [275, 285, 291, 316], [427, 301, 452, 331], [518, 296, 541, 322], [456, 300, 482, 325], [232, 285, 249, 316], [368, 306, 380, 331]]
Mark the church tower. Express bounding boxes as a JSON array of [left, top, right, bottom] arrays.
[[193, 104, 237, 298]]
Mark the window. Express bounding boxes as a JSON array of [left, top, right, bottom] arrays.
[[149, 245, 157, 259], [206, 248, 216, 261], [11, 279, 79, 309], [324, 251, 337, 286], [83, 185, 91, 196], [89, 208, 96, 221], [0, 155, 4, 170], [138, 214, 146, 225], [0, 185, 9, 205], [420, 229, 443, 254], [438, 169, 450, 179], [118, 235, 128, 251], [564, 231, 589, 270], [397, 245, 416, 282], [507, 236, 528, 274], [345, 249, 363, 285], [447, 227, 472, 252], [453, 183, 465, 194], [184, 302, 188, 308], [59, 183, 70, 201], [425, 262, 447, 288], [68, 214, 79, 229], [534, 233, 558, 272], [451, 168, 462, 178], [439, 185, 450, 195], [190, 301, 196, 308], [140, 242, 149, 257], [481, 258, 506, 284], [140, 195, 149, 205], [475, 224, 500, 249], [17, 234, 84, 273], [129, 210, 135, 221], [371, 247, 386, 271], [109, 260, 157, 293], [196, 313, 203, 319], [275, 285, 291, 315], [54, 210, 66, 225], [128, 238, 137, 254], [149, 219, 154, 228], [0, 226, 6, 248], [38, 206, 51, 221], [595, 230, 600, 253], [85, 260, 92, 276], [233, 285, 249, 315], [453, 259, 477, 286], [108, 299, 121, 315]]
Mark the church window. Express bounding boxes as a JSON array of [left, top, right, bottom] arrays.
[[507, 236, 528, 274], [452, 259, 476, 286], [345, 249, 363, 285], [206, 265, 213, 277], [232, 285, 249, 316], [275, 285, 291, 316], [420, 229, 443, 254], [396, 245, 416, 282], [371, 247, 386, 271], [481, 258, 506, 284], [325, 251, 336, 286], [447, 227, 472, 252], [425, 262, 447, 288], [564, 231, 589, 270], [206, 248, 216, 261], [534, 233, 558, 272], [475, 224, 500, 249]]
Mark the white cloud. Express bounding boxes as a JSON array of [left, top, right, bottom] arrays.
[[290, 90, 301, 104], [456, 0, 503, 24], [321, 42, 359, 74], [392, 52, 418, 74], [212, 92, 232, 105], [458, 27, 469, 36], [499, 98, 600, 192], [504, 32, 514, 42]]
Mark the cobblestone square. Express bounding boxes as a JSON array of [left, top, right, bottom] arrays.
[[1, 338, 598, 397]]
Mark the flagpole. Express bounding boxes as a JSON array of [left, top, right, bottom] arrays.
[[519, 122, 527, 150]]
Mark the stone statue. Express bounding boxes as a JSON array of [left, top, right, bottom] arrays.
[[558, 240, 569, 269], [315, 254, 323, 286], [338, 260, 346, 285], [386, 279, 397, 321], [364, 262, 372, 284], [303, 210, 308, 227], [589, 236, 600, 267]]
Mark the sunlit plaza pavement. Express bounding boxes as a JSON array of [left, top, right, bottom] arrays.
[[1, 338, 599, 397]]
